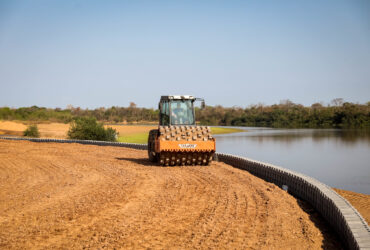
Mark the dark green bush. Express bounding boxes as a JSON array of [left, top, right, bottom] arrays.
[[67, 117, 117, 141], [23, 125, 40, 137]]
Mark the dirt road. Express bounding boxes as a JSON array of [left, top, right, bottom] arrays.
[[0, 140, 341, 249]]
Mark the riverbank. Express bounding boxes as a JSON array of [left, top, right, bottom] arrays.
[[0, 120, 368, 224], [0, 139, 342, 249]]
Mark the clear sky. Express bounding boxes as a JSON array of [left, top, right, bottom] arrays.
[[0, 0, 369, 108]]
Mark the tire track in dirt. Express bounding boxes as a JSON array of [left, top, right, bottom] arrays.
[[0, 139, 342, 249]]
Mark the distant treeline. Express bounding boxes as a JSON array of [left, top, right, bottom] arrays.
[[0, 104, 158, 123], [197, 100, 370, 129], [1, 100, 369, 129]]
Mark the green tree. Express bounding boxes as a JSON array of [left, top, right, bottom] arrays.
[[67, 117, 117, 141], [23, 125, 40, 137]]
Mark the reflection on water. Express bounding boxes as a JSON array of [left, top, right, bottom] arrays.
[[215, 128, 370, 194], [228, 129, 370, 145]]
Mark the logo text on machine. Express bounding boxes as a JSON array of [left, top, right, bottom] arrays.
[[178, 144, 197, 149]]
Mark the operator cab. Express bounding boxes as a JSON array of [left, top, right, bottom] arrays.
[[159, 95, 205, 126]]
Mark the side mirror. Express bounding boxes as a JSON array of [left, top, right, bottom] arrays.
[[201, 101, 205, 109]]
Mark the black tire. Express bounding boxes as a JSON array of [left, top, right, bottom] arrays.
[[148, 129, 159, 163]]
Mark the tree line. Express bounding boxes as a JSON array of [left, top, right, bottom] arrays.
[[1, 100, 369, 129], [197, 100, 370, 129], [0, 104, 158, 124]]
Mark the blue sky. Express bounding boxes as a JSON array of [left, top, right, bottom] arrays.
[[0, 0, 369, 108]]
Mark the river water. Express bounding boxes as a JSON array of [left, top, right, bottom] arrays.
[[214, 128, 370, 194]]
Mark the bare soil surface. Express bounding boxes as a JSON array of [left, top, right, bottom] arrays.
[[334, 188, 370, 225], [0, 120, 155, 138], [0, 140, 342, 249], [37, 123, 70, 138], [0, 121, 69, 138], [0, 121, 27, 136]]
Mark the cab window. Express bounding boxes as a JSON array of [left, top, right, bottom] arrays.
[[170, 100, 194, 125], [160, 101, 170, 125]]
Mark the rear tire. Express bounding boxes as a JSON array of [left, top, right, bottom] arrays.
[[148, 129, 159, 163]]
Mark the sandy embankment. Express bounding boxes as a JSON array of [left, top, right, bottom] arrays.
[[0, 140, 342, 249], [0, 121, 70, 138], [0, 120, 368, 230], [0, 120, 154, 138]]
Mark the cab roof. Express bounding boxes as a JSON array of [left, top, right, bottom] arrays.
[[160, 95, 195, 101]]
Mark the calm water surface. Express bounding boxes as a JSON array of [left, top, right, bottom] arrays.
[[214, 128, 370, 194]]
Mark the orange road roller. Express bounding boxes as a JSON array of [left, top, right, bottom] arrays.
[[148, 95, 216, 166]]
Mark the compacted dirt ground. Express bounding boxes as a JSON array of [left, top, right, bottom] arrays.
[[0, 140, 342, 249]]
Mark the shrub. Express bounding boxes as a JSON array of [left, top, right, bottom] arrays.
[[67, 117, 117, 141], [23, 125, 40, 137]]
